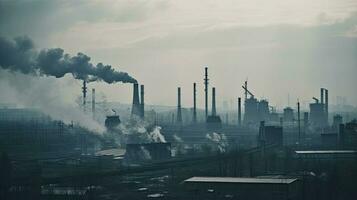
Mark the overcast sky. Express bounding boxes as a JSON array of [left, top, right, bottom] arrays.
[[1, 0, 357, 110]]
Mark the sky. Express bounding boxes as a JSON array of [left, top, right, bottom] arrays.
[[0, 0, 357, 111]]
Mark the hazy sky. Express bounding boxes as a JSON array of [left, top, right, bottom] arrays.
[[1, 0, 357, 110]]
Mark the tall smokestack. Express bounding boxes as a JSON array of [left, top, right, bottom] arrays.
[[92, 88, 95, 119], [177, 87, 182, 123], [304, 112, 309, 134], [131, 83, 141, 117], [193, 82, 197, 123], [140, 85, 145, 119], [325, 89, 328, 125], [238, 97, 242, 127], [212, 87, 216, 116], [82, 80, 87, 112], [320, 88, 324, 104], [204, 67, 209, 119], [297, 101, 301, 144]]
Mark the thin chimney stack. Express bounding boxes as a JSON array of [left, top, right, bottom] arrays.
[[212, 87, 216, 116], [193, 82, 197, 123], [177, 87, 183, 123], [140, 85, 145, 119], [204, 67, 209, 119]]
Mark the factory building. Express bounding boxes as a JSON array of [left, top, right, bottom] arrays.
[[283, 107, 294, 122], [339, 119, 357, 148], [258, 121, 283, 146], [124, 143, 171, 164], [309, 88, 329, 128], [184, 176, 301, 200]]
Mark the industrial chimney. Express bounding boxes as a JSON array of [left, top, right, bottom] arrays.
[[325, 89, 328, 125], [92, 88, 95, 119], [82, 80, 87, 112], [320, 88, 324, 105], [212, 87, 216, 116], [204, 67, 209, 119], [238, 97, 242, 127], [177, 87, 183, 124], [131, 83, 141, 117], [193, 83, 197, 123], [140, 85, 145, 119]]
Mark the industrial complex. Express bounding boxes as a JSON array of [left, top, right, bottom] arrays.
[[0, 66, 356, 200]]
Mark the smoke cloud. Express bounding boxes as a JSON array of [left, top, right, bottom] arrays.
[[0, 69, 105, 133], [0, 36, 137, 84]]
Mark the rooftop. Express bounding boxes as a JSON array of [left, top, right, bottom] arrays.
[[184, 177, 298, 184], [295, 150, 357, 154]]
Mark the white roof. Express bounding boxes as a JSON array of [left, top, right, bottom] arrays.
[[295, 150, 357, 154], [184, 177, 297, 184]]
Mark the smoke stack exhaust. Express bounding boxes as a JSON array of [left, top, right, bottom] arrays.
[[238, 97, 242, 127], [204, 67, 209, 119], [212, 87, 216, 116], [193, 83, 197, 123], [177, 87, 182, 124], [140, 85, 145, 119], [131, 83, 141, 117]]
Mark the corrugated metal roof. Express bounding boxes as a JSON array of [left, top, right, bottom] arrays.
[[184, 177, 297, 184], [295, 150, 357, 154]]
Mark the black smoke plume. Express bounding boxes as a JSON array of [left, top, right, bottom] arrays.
[[0, 36, 137, 83]]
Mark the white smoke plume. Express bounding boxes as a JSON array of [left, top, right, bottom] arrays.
[[115, 117, 166, 145], [206, 132, 228, 153], [0, 69, 105, 133]]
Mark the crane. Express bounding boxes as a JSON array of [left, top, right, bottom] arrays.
[[242, 80, 254, 99]]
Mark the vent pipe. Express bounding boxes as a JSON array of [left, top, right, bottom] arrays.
[[212, 87, 216, 116]]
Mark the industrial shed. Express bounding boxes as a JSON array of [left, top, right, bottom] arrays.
[[184, 176, 301, 200]]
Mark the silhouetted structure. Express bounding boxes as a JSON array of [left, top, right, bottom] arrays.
[[238, 97, 242, 127], [131, 83, 141, 117], [82, 80, 87, 112], [310, 88, 329, 128], [204, 67, 209, 119], [177, 87, 182, 124], [193, 83, 197, 123], [206, 87, 222, 129], [283, 107, 294, 122], [140, 85, 145, 119]]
